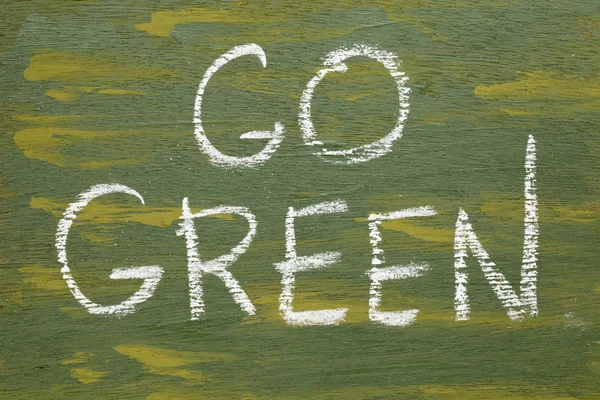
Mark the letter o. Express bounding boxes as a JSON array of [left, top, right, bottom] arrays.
[[299, 44, 410, 164]]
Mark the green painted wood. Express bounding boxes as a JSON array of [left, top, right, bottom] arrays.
[[1, 1, 599, 398]]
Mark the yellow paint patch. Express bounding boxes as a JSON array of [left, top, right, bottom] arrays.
[[13, 126, 142, 168], [114, 344, 238, 381], [43, 86, 148, 101], [541, 205, 598, 223], [135, 8, 281, 37], [45, 89, 82, 102], [19, 266, 65, 294], [114, 344, 239, 368], [480, 192, 598, 223], [24, 52, 178, 82], [78, 159, 143, 169], [13, 114, 77, 124], [136, 5, 388, 44], [66, 86, 98, 93], [354, 215, 454, 244], [70, 367, 106, 384], [498, 108, 540, 116], [475, 71, 600, 101], [379, 218, 455, 243], [62, 352, 94, 365], [30, 197, 233, 229], [135, 0, 510, 40]]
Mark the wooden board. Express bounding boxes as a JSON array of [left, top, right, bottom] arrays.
[[1, 1, 599, 398]]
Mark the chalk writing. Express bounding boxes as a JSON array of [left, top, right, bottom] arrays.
[[193, 43, 285, 168], [54, 44, 539, 326], [453, 135, 538, 321], [300, 44, 410, 164], [56, 184, 164, 316], [367, 207, 436, 326], [274, 201, 349, 325], [194, 43, 409, 167], [177, 198, 257, 319]]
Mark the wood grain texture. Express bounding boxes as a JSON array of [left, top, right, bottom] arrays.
[[1, 1, 599, 398]]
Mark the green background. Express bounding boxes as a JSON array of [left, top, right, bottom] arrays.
[[0, 1, 598, 398]]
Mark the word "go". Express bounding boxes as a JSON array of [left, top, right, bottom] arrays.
[[194, 43, 410, 168]]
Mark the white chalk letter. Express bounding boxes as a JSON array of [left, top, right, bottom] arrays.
[[56, 184, 164, 316], [366, 207, 436, 326], [454, 135, 539, 321], [177, 198, 257, 320], [194, 43, 284, 168], [299, 44, 410, 164], [274, 201, 348, 325]]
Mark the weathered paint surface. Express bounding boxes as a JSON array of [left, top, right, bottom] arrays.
[[1, 1, 599, 398]]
